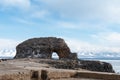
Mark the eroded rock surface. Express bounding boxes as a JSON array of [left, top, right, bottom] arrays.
[[15, 37, 72, 59], [79, 60, 115, 73]]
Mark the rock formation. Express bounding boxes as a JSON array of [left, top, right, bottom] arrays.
[[14, 37, 115, 73], [79, 60, 115, 73], [14, 37, 74, 59]]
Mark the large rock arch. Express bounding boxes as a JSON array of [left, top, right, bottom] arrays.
[[14, 37, 72, 59]]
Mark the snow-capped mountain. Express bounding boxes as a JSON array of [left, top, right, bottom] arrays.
[[77, 50, 120, 59], [0, 49, 16, 59], [0, 48, 120, 59]]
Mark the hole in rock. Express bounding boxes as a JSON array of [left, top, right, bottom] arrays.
[[52, 52, 59, 59]]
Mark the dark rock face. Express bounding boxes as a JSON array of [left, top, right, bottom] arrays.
[[14, 37, 72, 59], [79, 60, 115, 73], [68, 53, 78, 60]]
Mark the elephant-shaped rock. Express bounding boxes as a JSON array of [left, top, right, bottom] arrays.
[[14, 37, 73, 59]]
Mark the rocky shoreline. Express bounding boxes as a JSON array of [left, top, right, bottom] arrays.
[[0, 58, 120, 80]]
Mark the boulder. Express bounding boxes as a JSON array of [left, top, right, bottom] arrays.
[[14, 37, 72, 59], [79, 60, 115, 73]]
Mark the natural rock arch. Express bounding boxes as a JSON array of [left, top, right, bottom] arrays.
[[14, 37, 72, 59]]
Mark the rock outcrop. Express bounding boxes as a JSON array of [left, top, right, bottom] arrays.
[[79, 60, 115, 73], [38, 59, 115, 73], [14, 37, 115, 73], [15, 37, 73, 59]]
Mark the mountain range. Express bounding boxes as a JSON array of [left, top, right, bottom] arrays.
[[0, 48, 120, 59]]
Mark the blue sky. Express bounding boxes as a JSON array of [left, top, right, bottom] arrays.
[[0, 0, 120, 52]]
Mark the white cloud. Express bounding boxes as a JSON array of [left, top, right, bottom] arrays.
[[1, 0, 120, 26], [104, 32, 120, 42], [92, 32, 120, 47], [65, 38, 97, 52], [0, 0, 31, 10], [13, 17, 36, 25], [54, 21, 108, 33], [31, 10, 50, 19], [64, 37, 120, 53], [56, 21, 78, 29], [40, 0, 120, 23]]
